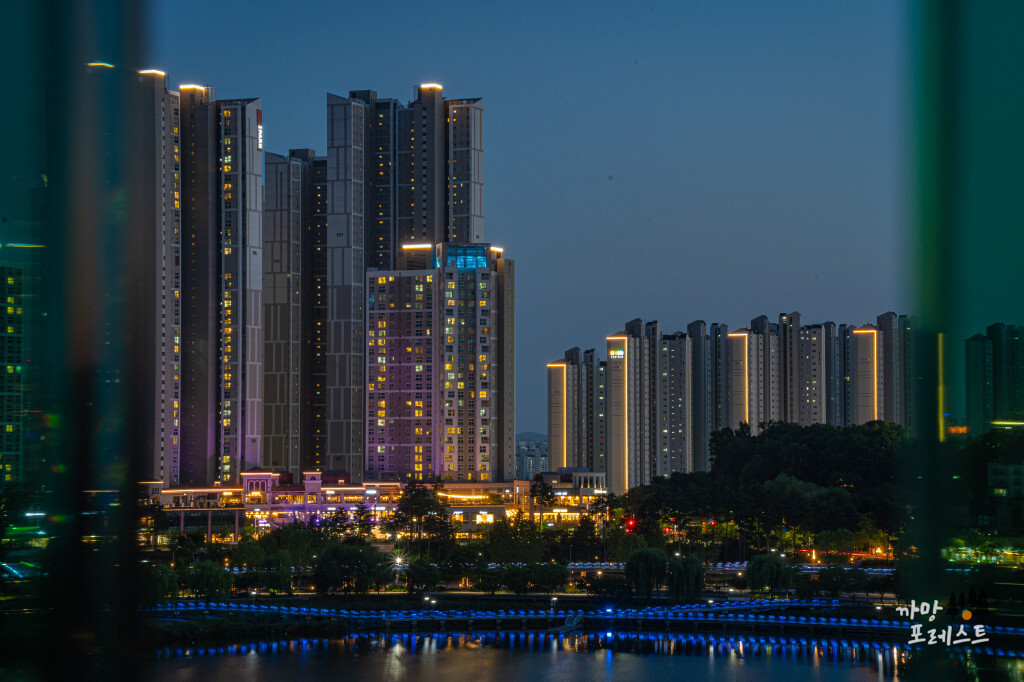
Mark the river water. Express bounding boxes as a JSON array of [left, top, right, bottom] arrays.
[[148, 631, 911, 681]]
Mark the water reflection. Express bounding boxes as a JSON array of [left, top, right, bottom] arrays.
[[148, 632, 1024, 681]]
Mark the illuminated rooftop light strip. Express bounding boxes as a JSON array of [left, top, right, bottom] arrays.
[[420, 83, 443, 89], [401, 243, 433, 249], [87, 62, 114, 68], [435, 492, 490, 499], [138, 69, 166, 76], [490, 246, 504, 253], [179, 84, 206, 89], [2, 243, 44, 248]]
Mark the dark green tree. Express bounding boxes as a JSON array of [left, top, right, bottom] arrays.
[[230, 537, 264, 570], [815, 529, 856, 565], [666, 555, 704, 602], [500, 565, 531, 595], [530, 475, 557, 506], [139, 562, 178, 605], [186, 560, 232, 601], [260, 550, 293, 594], [259, 521, 319, 568], [746, 553, 791, 597], [485, 510, 545, 564], [440, 542, 487, 585], [314, 542, 385, 594], [624, 547, 668, 601], [529, 562, 569, 594], [405, 559, 441, 594], [350, 501, 375, 539]]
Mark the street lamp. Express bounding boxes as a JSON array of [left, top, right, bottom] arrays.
[[393, 554, 405, 587]]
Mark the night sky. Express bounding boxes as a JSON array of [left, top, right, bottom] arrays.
[[151, 0, 906, 434]]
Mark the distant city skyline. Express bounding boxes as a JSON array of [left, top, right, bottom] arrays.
[[151, 1, 906, 434]]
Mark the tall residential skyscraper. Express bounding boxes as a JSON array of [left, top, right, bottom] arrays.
[[260, 147, 331, 478], [321, 93, 368, 478], [305, 85, 486, 482], [546, 356, 577, 471], [850, 324, 883, 425], [656, 332, 692, 476], [179, 85, 264, 486], [131, 70, 182, 485], [346, 85, 484, 271], [965, 333, 994, 435], [798, 323, 828, 425], [589, 351, 608, 474], [779, 311, 802, 424], [263, 150, 314, 475], [0, 267, 26, 488], [749, 315, 781, 425], [987, 323, 1024, 423], [604, 320, 702, 493], [605, 332, 635, 494], [821, 321, 842, 426], [365, 243, 513, 482], [837, 323, 856, 426], [727, 329, 754, 432], [547, 348, 607, 474], [964, 323, 1024, 436], [710, 322, 731, 433], [877, 311, 914, 429], [605, 320, 657, 493], [687, 320, 712, 471]]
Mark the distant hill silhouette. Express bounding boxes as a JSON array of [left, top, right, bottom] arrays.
[[515, 431, 547, 443]]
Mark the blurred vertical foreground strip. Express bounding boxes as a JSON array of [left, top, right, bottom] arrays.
[[911, 0, 1024, 677], [1, 1, 145, 680]]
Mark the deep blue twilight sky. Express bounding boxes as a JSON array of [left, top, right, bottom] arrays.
[[151, 0, 907, 435]]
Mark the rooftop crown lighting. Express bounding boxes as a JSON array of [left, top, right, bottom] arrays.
[[138, 69, 166, 76], [87, 62, 114, 68], [420, 83, 443, 89], [179, 84, 206, 89]]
